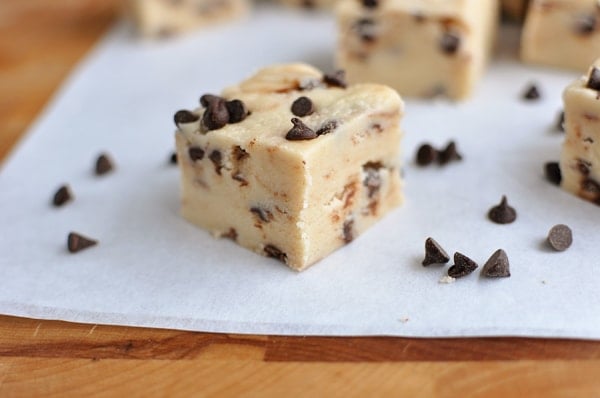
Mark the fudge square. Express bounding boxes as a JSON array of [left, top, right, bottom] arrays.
[[560, 59, 600, 206], [174, 64, 404, 271], [335, 0, 499, 100], [124, 0, 247, 38], [522, 0, 600, 71]]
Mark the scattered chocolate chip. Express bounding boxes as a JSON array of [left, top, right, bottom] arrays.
[[544, 162, 562, 185], [226, 99, 248, 123], [202, 98, 229, 131], [422, 237, 450, 266], [556, 111, 565, 132], [264, 244, 287, 263], [343, 219, 354, 243], [188, 146, 205, 161], [363, 161, 383, 198], [291, 96, 314, 117], [95, 153, 114, 176], [209, 150, 223, 175], [323, 70, 347, 89], [199, 94, 222, 107], [416, 144, 437, 166], [361, 0, 377, 8], [448, 252, 478, 278], [233, 145, 249, 161], [586, 67, 600, 91], [67, 232, 97, 253], [52, 185, 73, 207], [488, 195, 517, 224], [174, 110, 199, 127], [250, 207, 273, 223], [437, 141, 462, 165], [316, 120, 338, 136], [285, 118, 317, 141], [522, 83, 541, 101], [575, 14, 596, 35], [440, 32, 461, 55], [581, 177, 600, 194], [577, 159, 591, 175], [547, 224, 573, 252], [481, 249, 511, 278], [169, 152, 178, 165]]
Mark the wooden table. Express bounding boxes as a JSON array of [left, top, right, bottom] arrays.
[[1, 1, 599, 395]]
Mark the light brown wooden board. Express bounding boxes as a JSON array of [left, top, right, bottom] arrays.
[[1, 1, 600, 396]]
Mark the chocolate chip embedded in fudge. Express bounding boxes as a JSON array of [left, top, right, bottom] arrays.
[[335, 0, 498, 100], [173, 63, 404, 271], [560, 59, 600, 206], [501, 0, 529, 21], [124, 0, 248, 38], [522, 0, 600, 70]]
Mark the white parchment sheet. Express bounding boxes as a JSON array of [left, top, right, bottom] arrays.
[[1, 7, 599, 338]]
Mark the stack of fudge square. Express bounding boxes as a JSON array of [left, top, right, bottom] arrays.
[[148, 0, 600, 270]]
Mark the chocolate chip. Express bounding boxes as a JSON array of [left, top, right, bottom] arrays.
[[556, 111, 565, 132], [226, 99, 248, 123], [440, 32, 461, 55], [343, 219, 354, 243], [448, 252, 478, 278], [95, 153, 114, 176], [547, 224, 573, 252], [316, 120, 338, 136], [222, 228, 238, 241], [488, 195, 517, 224], [169, 152, 178, 165], [188, 146, 204, 161], [202, 99, 229, 131], [52, 185, 73, 207], [174, 110, 199, 127], [67, 232, 98, 253], [437, 141, 462, 165], [323, 70, 347, 89], [199, 94, 222, 107], [355, 19, 376, 42], [422, 237, 450, 266], [209, 150, 223, 175], [586, 67, 600, 91], [291, 96, 314, 117], [575, 14, 596, 35], [264, 244, 287, 263], [582, 177, 600, 194], [481, 249, 511, 278], [522, 83, 541, 101], [233, 145, 249, 161], [361, 0, 377, 8], [363, 162, 383, 198], [250, 207, 273, 223], [577, 159, 591, 176], [285, 118, 317, 141], [416, 143, 437, 166], [544, 162, 562, 185]]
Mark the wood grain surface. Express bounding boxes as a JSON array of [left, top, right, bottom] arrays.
[[1, 0, 600, 396]]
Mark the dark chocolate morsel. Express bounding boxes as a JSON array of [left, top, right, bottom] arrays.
[[174, 110, 200, 127], [586, 67, 600, 91], [52, 185, 73, 207], [544, 162, 562, 185], [416, 144, 437, 166], [448, 252, 478, 278], [285, 118, 317, 141], [226, 99, 249, 123], [422, 237, 450, 266], [188, 146, 205, 161], [67, 232, 98, 253], [202, 99, 230, 131], [547, 224, 573, 252], [95, 153, 114, 176], [291, 96, 314, 117], [488, 195, 517, 224], [323, 70, 348, 88], [481, 249, 511, 278], [440, 32, 461, 55]]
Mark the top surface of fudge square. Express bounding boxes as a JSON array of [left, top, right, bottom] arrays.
[[176, 64, 403, 155]]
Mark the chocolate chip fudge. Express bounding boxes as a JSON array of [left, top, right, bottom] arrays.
[[560, 60, 600, 206], [522, 0, 600, 71], [125, 0, 247, 38], [174, 64, 404, 270], [335, 0, 499, 100]]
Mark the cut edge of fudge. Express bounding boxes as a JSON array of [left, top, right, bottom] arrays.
[[334, 0, 499, 100], [174, 63, 404, 271], [521, 0, 600, 71], [560, 59, 600, 206]]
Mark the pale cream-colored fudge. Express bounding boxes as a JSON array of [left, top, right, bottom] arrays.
[[125, 0, 247, 37], [522, 0, 600, 71], [335, 0, 499, 100], [502, 0, 529, 21], [560, 59, 600, 206], [174, 64, 404, 271]]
